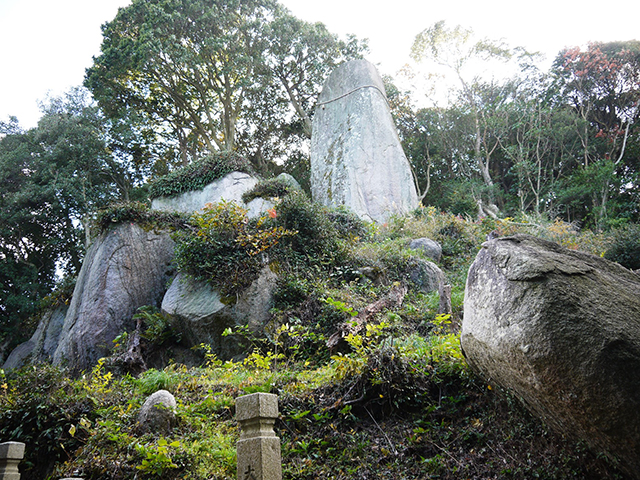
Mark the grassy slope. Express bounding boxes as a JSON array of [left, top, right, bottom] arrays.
[[0, 207, 629, 480]]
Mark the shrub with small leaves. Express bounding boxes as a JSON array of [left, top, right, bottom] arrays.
[[148, 151, 254, 200], [604, 223, 640, 270], [174, 201, 296, 296], [96, 202, 189, 234]]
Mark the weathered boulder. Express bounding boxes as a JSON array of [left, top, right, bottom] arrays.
[[3, 304, 67, 370], [52, 223, 175, 372], [151, 171, 259, 214], [462, 234, 640, 478], [161, 267, 277, 359], [137, 389, 177, 434], [310, 59, 418, 223], [407, 258, 445, 294], [409, 238, 442, 263]]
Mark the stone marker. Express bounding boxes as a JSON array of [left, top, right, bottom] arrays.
[[236, 393, 281, 480], [310, 59, 418, 223], [0, 442, 25, 480]]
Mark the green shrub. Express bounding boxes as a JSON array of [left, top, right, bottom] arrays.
[[272, 274, 312, 310], [0, 364, 94, 480], [270, 191, 348, 267], [148, 151, 254, 200], [174, 201, 296, 296], [604, 223, 640, 270], [95, 202, 189, 234], [326, 206, 371, 241]]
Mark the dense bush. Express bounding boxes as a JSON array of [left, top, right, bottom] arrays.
[[0, 364, 95, 479], [604, 223, 640, 270], [148, 152, 255, 200], [270, 190, 348, 265], [95, 202, 190, 234], [174, 201, 295, 296]]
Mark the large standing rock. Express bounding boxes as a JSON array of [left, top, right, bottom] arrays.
[[52, 223, 175, 372], [462, 234, 640, 478], [161, 267, 277, 359], [3, 304, 68, 370], [151, 171, 259, 214], [310, 59, 418, 223]]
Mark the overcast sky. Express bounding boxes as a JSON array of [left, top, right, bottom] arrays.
[[1, 0, 639, 129]]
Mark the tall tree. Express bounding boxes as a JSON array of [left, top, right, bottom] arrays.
[[0, 90, 126, 345], [86, 0, 366, 173], [551, 41, 640, 228], [410, 21, 524, 218]]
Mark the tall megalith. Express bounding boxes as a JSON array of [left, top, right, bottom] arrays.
[[310, 59, 418, 223]]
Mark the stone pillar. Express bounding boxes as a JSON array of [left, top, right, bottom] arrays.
[[236, 393, 282, 480], [0, 442, 25, 480]]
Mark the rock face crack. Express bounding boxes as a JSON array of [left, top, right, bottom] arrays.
[[462, 234, 640, 479]]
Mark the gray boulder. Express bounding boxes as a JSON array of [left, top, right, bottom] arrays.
[[462, 234, 640, 478], [137, 389, 177, 434], [310, 59, 418, 223], [409, 238, 442, 263], [52, 223, 175, 372], [151, 171, 259, 214], [3, 304, 67, 370], [407, 258, 445, 294], [162, 267, 277, 359]]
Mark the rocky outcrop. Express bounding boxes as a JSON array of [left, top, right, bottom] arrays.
[[137, 390, 177, 434], [151, 171, 259, 214], [161, 267, 277, 359], [310, 59, 418, 223], [462, 234, 640, 478], [3, 304, 67, 370], [52, 223, 175, 372]]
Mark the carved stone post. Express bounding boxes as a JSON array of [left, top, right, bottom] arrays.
[[0, 442, 25, 480], [236, 393, 282, 480]]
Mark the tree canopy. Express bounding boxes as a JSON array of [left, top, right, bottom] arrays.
[[0, 89, 134, 344], [85, 0, 366, 172]]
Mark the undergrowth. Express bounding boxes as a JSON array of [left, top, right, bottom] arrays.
[[1, 201, 629, 479]]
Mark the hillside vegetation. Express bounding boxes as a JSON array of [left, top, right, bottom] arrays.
[[0, 197, 632, 480]]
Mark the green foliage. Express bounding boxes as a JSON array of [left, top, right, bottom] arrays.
[[87, 0, 366, 169], [174, 200, 296, 296], [326, 206, 371, 241], [136, 368, 183, 396], [148, 152, 255, 200], [39, 275, 76, 310], [0, 90, 125, 342], [133, 305, 176, 346], [604, 223, 640, 270], [136, 438, 180, 476], [95, 201, 189, 234], [0, 364, 94, 480], [271, 190, 346, 263]]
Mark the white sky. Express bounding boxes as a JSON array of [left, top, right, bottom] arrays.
[[1, 0, 639, 129]]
